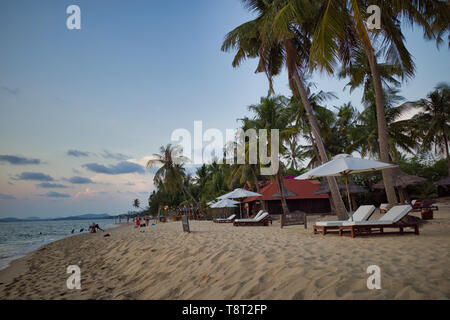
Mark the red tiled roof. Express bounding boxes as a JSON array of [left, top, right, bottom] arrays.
[[244, 179, 329, 202]]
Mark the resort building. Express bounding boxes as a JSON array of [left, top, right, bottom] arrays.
[[243, 179, 331, 216]]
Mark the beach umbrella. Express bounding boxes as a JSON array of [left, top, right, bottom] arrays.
[[296, 154, 397, 216], [434, 176, 450, 187], [372, 168, 427, 203], [217, 188, 262, 218], [210, 199, 240, 208], [210, 199, 239, 219]]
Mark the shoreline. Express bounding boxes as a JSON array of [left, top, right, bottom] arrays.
[[0, 223, 129, 292], [0, 221, 120, 272], [0, 212, 449, 299]]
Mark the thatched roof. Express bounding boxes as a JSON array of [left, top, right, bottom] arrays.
[[372, 168, 427, 189], [435, 176, 450, 186], [313, 179, 368, 195]]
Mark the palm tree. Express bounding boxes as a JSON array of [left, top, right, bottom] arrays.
[[353, 88, 419, 162], [133, 198, 141, 210], [241, 95, 294, 216], [227, 138, 267, 212], [146, 144, 202, 212], [222, 0, 348, 219], [412, 83, 450, 176], [284, 136, 304, 170], [309, 0, 448, 206]]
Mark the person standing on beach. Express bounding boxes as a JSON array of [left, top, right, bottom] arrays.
[[135, 217, 140, 228], [144, 215, 150, 227]]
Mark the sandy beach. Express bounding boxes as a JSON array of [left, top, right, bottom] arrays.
[[1, 204, 449, 300]]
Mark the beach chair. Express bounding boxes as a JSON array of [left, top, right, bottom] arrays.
[[233, 212, 272, 227], [313, 205, 376, 235], [338, 205, 419, 238], [412, 199, 438, 219], [213, 214, 236, 223]]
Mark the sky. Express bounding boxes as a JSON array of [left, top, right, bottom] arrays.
[[0, 0, 448, 218]]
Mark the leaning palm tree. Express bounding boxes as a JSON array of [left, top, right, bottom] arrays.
[[412, 83, 450, 176], [222, 0, 348, 219], [308, 0, 448, 206], [146, 144, 201, 212]]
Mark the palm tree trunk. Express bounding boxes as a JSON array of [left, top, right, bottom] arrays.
[[276, 168, 290, 218], [250, 165, 266, 211], [365, 46, 398, 206], [444, 134, 450, 177], [288, 57, 348, 220], [307, 130, 321, 168]]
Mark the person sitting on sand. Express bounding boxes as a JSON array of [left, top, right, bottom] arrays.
[[89, 222, 104, 233]]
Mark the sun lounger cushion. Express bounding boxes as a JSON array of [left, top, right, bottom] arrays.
[[342, 205, 412, 226], [235, 212, 269, 223], [216, 214, 236, 221], [315, 205, 376, 226]]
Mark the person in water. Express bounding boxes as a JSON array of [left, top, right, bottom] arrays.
[[89, 222, 104, 233]]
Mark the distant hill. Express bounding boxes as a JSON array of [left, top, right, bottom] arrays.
[[0, 213, 113, 222], [0, 217, 22, 222], [52, 213, 112, 221]]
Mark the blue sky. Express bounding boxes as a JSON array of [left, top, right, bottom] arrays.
[[0, 0, 448, 218]]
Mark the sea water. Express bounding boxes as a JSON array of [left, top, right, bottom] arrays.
[[0, 219, 117, 270]]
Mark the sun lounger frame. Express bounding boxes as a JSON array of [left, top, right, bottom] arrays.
[[338, 222, 419, 238], [213, 214, 236, 224], [313, 206, 376, 235], [233, 215, 272, 227]]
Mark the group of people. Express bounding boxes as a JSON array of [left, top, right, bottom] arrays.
[[134, 215, 150, 228]]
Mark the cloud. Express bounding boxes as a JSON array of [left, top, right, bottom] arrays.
[[36, 183, 69, 189], [13, 172, 54, 181], [101, 150, 129, 161], [67, 150, 90, 157], [67, 176, 94, 184], [0, 155, 41, 165], [0, 193, 16, 200], [83, 161, 145, 175], [74, 188, 107, 199], [0, 86, 19, 96], [42, 191, 70, 198]]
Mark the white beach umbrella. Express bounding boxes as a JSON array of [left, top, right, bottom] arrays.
[[210, 199, 240, 208], [210, 199, 239, 219], [218, 188, 262, 199], [296, 154, 397, 216], [217, 188, 262, 218]]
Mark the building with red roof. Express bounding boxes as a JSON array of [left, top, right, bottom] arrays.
[[243, 179, 331, 215]]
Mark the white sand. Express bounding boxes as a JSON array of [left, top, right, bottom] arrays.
[[1, 207, 449, 300]]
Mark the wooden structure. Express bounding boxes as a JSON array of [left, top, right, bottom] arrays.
[[410, 199, 439, 220], [181, 215, 190, 233], [373, 168, 427, 203], [338, 222, 419, 238], [281, 211, 307, 229], [244, 179, 331, 216]]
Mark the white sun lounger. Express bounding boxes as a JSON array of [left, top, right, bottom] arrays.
[[313, 205, 376, 235], [233, 212, 271, 226], [213, 214, 236, 223], [338, 205, 419, 237]]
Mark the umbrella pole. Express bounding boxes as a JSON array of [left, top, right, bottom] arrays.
[[345, 175, 353, 219], [239, 201, 242, 219]]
